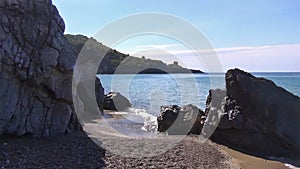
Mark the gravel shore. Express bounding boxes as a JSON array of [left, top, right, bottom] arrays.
[[103, 136, 236, 169], [0, 131, 105, 169], [0, 131, 237, 169]]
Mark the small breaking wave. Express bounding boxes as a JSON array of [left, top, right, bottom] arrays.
[[268, 156, 300, 169], [285, 163, 300, 169], [127, 107, 158, 132]]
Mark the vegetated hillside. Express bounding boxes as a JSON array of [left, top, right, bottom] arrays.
[[65, 34, 203, 74]]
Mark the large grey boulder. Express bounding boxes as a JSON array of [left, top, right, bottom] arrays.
[[103, 92, 131, 111], [0, 0, 104, 137], [157, 104, 205, 135], [207, 69, 300, 163]]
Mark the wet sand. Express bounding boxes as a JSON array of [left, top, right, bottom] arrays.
[[221, 146, 288, 169]]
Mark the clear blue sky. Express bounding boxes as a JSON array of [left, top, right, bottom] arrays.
[[53, 0, 300, 72]]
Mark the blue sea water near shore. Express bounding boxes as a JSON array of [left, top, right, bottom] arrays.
[[98, 72, 300, 134], [98, 72, 300, 135], [99, 72, 300, 114]]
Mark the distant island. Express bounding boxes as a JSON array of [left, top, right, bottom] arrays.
[[66, 34, 203, 74]]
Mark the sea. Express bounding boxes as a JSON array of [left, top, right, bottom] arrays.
[[99, 72, 300, 114]]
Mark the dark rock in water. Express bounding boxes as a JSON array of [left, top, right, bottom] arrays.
[[0, 0, 104, 137], [157, 104, 205, 135], [103, 92, 131, 111], [207, 68, 300, 163]]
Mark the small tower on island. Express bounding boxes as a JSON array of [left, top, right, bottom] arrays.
[[173, 61, 179, 66]]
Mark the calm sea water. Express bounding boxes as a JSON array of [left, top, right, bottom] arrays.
[[99, 72, 300, 116]]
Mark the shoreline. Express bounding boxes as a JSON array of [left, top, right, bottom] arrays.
[[0, 128, 292, 168], [100, 109, 291, 168], [0, 110, 295, 168], [221, 145, 289, 169]]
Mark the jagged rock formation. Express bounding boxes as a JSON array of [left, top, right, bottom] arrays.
[[0, 0, 103, 137], [157, 104, 205, 135], [203, 69, 300, 164]]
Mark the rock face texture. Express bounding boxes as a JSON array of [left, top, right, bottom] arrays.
[[157, 104, 205, 135], [207, 69, 300, 161], [103, 92, 131, 111], [204, 89, 242, 131], [0, 0, 103, 137]]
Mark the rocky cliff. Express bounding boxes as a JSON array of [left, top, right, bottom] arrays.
[[0, 0, 95, 137]]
